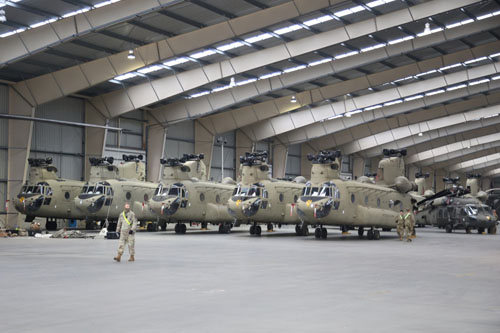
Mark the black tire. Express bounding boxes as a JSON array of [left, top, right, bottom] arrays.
[[147, 223, 154, 232], [267, 223, 274, 232], [201, 222, 208, 229], [445, 225, 453, 233], [367, 229, 374, 240], [174, 224, 181, 234], [250, 225, 256, 235], [478, 228, 485, 234], [465, 226, 472, 234], [488, 225, 497, 234], [358, 227, 364, 238], [255, 225, 262, 236], [180, 223, 187, 234], [315, 228, 321, 239], [160, 222, 167, 231], [321, 228, 327, 239], [373, 230, 380, 240]]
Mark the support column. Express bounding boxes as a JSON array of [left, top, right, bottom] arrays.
[[422, 166, 434, 193], [272, 143, 287, 179], [370, 157, 381, 174], [84, 101, 106, 180], [435, 169, 447, 192], [146, 123, 166, 182], [482, 177, 491, 191], [408, 165, 420, 182], [235, 129, 253, 181], [195, 120, 214, 180], [6, 87, 35, 230], [352, 156, 364, 180], [300, 143, 315, 178]]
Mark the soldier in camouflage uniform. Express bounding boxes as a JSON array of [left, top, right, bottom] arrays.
[[396, 210, 405, 241], [404, 208, 414, 242], [113, 203, 137, 262]]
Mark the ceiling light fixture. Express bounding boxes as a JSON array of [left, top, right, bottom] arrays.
[[127, 49, 135, 60]]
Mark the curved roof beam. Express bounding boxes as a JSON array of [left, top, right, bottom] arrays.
[[280, 80, 499, 148], [243, 60, 500, 142], [82, 0, 477, 118], [192, 32, 499, 135], [448, 152, 500, 172], [158, 18, 499, 128], [11, 0, 334, 106], [0, 0, 183, 65], [484, 168, 500, 177], [306, 91, 500, 156], [408, 132, 500, 166]]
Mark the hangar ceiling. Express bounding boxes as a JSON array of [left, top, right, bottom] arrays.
[[1, 0, 500, 177]]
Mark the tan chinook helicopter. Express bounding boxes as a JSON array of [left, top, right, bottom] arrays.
[[148, 154, 236, 234], [297, 149, 415, 240], [14, 157, 86, 230], [227, 151, 306, 236], [74, 154, 158, 231]]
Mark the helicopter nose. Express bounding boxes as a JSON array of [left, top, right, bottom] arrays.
[[157, 198, 180, 216], [242, 198, 261, 217], [16, 195, 43, 213]]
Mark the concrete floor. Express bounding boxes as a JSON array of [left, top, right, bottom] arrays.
[[1, 226, 500, 333]]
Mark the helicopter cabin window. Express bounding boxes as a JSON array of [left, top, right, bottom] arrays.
[[364, 196, 369, 205], [200, 193, 205, 202], [351, 194, 355, 203], [377, 198, 381, 208], [311, 187, 320, 196], [107, 188, 113, 196], [216, 194, 220, 203], [319, 187, 331, 197], [279, 193, 284, 202], [263, 190, 268, 199], [64, 192, 70, 199], [126, 192, 132, 200], [95, 185, 104, 194], [249, 187, 261, 197]]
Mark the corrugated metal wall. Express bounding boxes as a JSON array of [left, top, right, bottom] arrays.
[[164, 120, 194, 159], [0, 84, 7, 215], [285, 144, 301, 178], [31, 97, 84, 180], [106, 110, 144, 150], [211, 131, 236, 181]]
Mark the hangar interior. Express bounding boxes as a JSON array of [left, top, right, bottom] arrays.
[[1, 0, 500, 230]]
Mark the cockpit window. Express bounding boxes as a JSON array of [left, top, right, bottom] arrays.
[[319, 187, 331, 197], [466, 205, 478, 216], [22, 185, 43, 194], [234, 186, 261, 197]]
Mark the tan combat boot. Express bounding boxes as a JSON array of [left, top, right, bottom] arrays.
[[128, 255, 135, 262], [113, 254, 121, 262]]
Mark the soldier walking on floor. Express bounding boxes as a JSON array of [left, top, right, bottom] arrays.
[[396, 210, 405, 241], [404, 208, 414, 242], [114, 202, 137, 262]]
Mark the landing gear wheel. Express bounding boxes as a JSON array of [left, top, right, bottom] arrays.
[[267, 223, 274, 232], [465, 226, 472, 234], [445, 225, 453, 233], [160, 221, 167, 231], [315, 228, 321, 239], [46, 221, 57, 231], [367, 229, 374, 240], [147, 222, 158, 232], [180, 223, 187, 234], [373, 230, 380, 240], [295, 224, 301, 236], [201, 222, 208, 230], [255, 225, 262, 236], [321, 228, 327, 239], [488, 225, 497, 234], [358, 227, 364, 239], [85, 221, 96, 230], [218, 224, 230, 234], [250, 225, 256, 235], [174, 223, 182, 234], [478, 227, 485, 234]]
